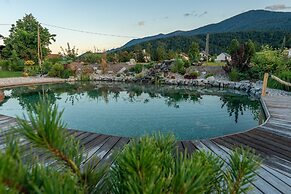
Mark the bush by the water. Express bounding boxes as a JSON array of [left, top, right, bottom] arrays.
[[250, 48, 290, 79], [129, 63, 143, 74], [78, 51, 102, 64], [205, 73, 215, 78], [79, 74, 91, 81], [171, 58, 186, 75], [184, 71, 200, 79], [48, 63, 73, 78], [229, 68, 240, 81]]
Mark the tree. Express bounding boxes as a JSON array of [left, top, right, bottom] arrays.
[[188, 42, 200, 62], [2, 14, 56, 62], [228, 39, 240, 55], [118, 51, 131, 62], [224, 39, 256, 73], [156, 42, 167, 61]]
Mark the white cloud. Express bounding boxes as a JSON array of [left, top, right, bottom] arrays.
[[137, 21, 145, 26], [265, 4, 291, 11]]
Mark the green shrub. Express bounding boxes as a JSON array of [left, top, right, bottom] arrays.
[[10, 59, 24, 71], [250, 49, 291, 80], [0, 59, 24, 71], [183, 60, 191, 68], [24, 65, 41, 76], [171, 58, 186, 75], [4, 96, 105, 193], [46, 57, 63, 64], [48, 63, 65, 77], [129, 64, 143, 74], [185, 71, 200, 79], [42, 60, 53, 74], [79, 52, 102, 64], [144, 62, 154, 69], [135, 72, 144, 79], [268, 71, 291, 91], [0, 60, 10, 71], [205, 73, 215, 78], [107, 134, 261, 194], [229, 69, 240, 81], [80, 74, 91, 81], [62, 69, 73, 79]]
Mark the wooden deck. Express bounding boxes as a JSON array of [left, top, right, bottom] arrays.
[[0, 95, 290, 193]]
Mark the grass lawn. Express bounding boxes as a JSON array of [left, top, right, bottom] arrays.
[[202, 62, 226, 67], [0, 71, 23, 78]]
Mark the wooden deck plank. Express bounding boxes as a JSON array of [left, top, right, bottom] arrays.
[[192, 140, 265, 194], [249, 129, 291, 150], [181, 140, 197, 156], [82, 136, 120, 169], [223, 134, 291, 162], [213, 137, 291, 175], [211, 140, 291, 193], [95, 137, 130, 168], [81, 135, 111, 167], [176, 141, 184, 153], [238, 133, 291, 157], [204, 140, 291, 193]]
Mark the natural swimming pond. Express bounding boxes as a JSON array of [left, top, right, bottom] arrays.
[[0, 82, 265, 140]]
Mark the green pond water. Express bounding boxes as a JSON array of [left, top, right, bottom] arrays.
[[0, 82, 265, 140]]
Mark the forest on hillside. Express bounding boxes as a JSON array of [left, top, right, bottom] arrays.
[[118, 31, 291, 56]]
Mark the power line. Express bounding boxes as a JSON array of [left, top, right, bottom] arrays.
[[41, 23, 137, 39], [0, 23, 137, 39]]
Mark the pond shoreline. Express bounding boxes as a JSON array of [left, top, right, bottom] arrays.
[[0, 76, 290, 97], [0, 77, 66, 89]]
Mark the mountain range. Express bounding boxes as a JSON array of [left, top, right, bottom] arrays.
[[115, 10, 291, 52]]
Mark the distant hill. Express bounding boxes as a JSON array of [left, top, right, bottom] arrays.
[[116, 10, 291, 52]]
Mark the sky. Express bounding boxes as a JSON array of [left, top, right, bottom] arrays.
[[0, 0, 291, 53]]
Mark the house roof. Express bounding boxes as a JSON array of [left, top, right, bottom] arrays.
[[47, 54, 62, 59], [220, 52, 230, 57]]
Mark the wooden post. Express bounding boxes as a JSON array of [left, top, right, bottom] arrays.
[[0, 90, 4, 103], [261, 73, 269, 97]]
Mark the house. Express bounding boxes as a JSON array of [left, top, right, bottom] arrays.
[[0, 34, 4, 57], [179, 53, 189, 61], [199, 51, 208, 61], [215, 53, 231, 62], [142, 49, 151, 62]]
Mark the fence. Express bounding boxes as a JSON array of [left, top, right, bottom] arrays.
[[261, 73, 291, 96]]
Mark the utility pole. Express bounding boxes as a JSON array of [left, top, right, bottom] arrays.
[[281, 36, 286, 51], [205, 33, 209, 62], [37, 24, 42, 67]]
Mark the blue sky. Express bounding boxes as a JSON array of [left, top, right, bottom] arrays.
[[0, 0, 291, 53]]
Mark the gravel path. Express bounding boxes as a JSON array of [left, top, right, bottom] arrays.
[[0, 77, 66, 88]]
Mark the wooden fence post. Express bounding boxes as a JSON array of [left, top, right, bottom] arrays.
[[261, 73, 269, 97]]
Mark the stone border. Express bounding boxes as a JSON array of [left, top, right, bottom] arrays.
[[90, 75, 263, 97], [0, 77, 67, 89]]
